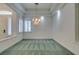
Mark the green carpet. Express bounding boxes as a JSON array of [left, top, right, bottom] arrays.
[[0, 39, 74, 55]]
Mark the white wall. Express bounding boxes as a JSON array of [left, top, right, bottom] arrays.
[[0, 34, 23, 53], [0, 4, 23, 53], [52, 3, 79, 55], [23, 11, 52, 39], [0, 14, 23, 53]]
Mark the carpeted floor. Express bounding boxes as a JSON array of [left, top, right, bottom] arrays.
[[0, 39, 74, 55]]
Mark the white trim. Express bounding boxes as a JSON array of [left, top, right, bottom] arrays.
[[0, 11, 12, 15], [0, 35, 16, 42]]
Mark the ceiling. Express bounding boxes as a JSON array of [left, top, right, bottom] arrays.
[[7, 3, 60, 15], [21, 3, 53, 11]]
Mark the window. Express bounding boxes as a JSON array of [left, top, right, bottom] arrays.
[[24, 20, 31, 32], [40, 16, 44, 20], [40, 16, 45, 23], [8, 16, 12, 35], [57, 10, 61, 20], [19, 19, 23, 32]]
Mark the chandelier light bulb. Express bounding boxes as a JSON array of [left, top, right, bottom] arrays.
[[32, 17, 40, 25]]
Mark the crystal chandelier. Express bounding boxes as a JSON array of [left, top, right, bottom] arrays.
[[32, 17, 40, 25], [32, 3, 41, 25]]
